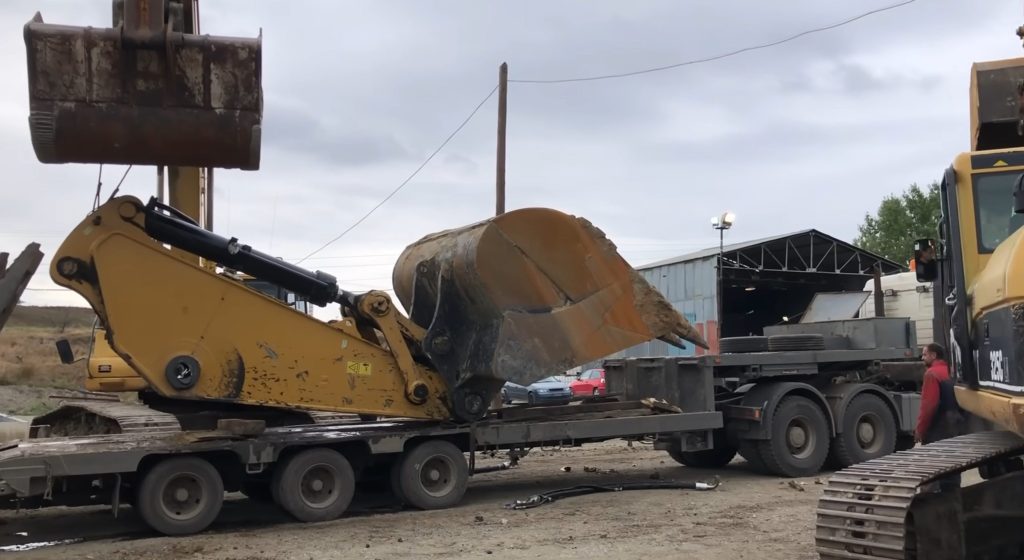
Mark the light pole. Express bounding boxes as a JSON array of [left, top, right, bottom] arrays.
[[711, 211, 735, 349]]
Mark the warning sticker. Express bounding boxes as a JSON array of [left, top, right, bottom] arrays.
[[346, 361, 372, 376]]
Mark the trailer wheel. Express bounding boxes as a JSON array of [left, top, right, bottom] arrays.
[[241, 480, 274, 504], [389, 459, 408, 505], [272, 448, 355, 522], [136, 456, 224, 536], [828, 394, 896, 468], [757, 395, 830, 477], [395, 439, 468, 510]]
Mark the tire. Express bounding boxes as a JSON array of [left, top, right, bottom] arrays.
[[667, 438, 737, 468], [757, 395, 830, 477], [739, 441, 769, 473], [720, 336, 769, 354], [241, 480, 275, 504], [136, 456, 224, 536], [394, 440, 468, 510], [592, 388, 600, 397], [390, 459, 407, 505], [895, 434, 915, 452], [527, 392, 536, 406], [501, 390, 510, 404], [828, 394, 897, 469], [272, 448, 356, 523], [767, 334, 826, 352]]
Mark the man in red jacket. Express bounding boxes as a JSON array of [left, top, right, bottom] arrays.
[[915, 342, 964, 492]]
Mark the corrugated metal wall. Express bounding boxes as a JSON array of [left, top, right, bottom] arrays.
[[613, 256, 719, 359]]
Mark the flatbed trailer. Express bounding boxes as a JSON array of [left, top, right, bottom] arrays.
[[0, 398, 721, 536]]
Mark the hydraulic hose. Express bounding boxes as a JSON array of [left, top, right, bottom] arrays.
[[503, 477, 720, 510]]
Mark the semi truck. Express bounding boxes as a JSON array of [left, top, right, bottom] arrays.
[[605, 295, 925, 478]]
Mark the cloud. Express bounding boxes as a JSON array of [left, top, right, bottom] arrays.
[[2, 0, 1022, 315]]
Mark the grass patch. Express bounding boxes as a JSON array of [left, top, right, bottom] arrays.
[[0, 310, 92, 390]]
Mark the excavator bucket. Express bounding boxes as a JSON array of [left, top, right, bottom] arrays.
[[23, 3, 262, 170], [393, 208, 707, 398]]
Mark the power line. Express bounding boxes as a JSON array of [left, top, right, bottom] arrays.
[[295, 84, 500, 266], [510, 0, 916, 84]]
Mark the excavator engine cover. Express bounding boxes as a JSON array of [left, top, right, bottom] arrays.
[[23, 7, 262, 170], [393, 208, 707, 405]]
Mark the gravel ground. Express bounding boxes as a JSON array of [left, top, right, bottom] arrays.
[[0, 440, 830, 560]]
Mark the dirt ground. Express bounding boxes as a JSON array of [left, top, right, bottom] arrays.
[[0, 440, 828, 560]]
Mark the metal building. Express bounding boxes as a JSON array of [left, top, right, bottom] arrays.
[[619, 229, 903, 358]]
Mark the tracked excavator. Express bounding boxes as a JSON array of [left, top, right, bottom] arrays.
[[815, 25, 1024, 560], [23, 1, 705, 432]]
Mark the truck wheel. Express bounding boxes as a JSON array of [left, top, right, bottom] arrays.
[[828, 394, 896, 468], [895, 434, 915, 452], [395, 440, 468, 510], [739, 441, 768, 473], [667, 443, 737, 468], [136, 456, 224, 536], [272, 448, 355, 522], [757, 395, 830, 477]]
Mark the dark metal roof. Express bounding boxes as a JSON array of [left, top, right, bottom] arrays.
[[639, 229, 905, 276]]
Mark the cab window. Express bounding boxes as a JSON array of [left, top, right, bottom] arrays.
[[973, 171, 1024, 252]]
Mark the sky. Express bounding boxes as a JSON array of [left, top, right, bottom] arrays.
[[2, 0, 1023, 320]]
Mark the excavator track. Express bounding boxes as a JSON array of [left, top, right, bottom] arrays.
[[31, 399, 181, 437], [816, 430, 1024, 560], [29, 399, 366, 439]]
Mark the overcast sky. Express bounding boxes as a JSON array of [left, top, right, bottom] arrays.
[[2, 0, 1022, 318]]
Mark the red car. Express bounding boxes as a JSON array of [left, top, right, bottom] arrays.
[[570, 368, 606, 397]]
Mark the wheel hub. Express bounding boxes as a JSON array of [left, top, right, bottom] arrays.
[[420, 456, 456, 497], [159, 474, 205, 520], [300, 465, 337, 508], [788, 424, 807, 449], [857, 420, 876, 446]]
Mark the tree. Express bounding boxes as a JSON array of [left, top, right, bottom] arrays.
[[853, 182, 941, 264]]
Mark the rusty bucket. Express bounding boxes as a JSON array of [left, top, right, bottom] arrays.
[[23, 9, 262, 170], [393, 208, 707, 410]]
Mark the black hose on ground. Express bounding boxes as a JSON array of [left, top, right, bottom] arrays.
[[503, 477, 720, 510]]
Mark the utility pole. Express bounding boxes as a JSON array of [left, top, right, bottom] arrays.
[[496, 62, 508, 216], [491, 63, 509, 413]]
